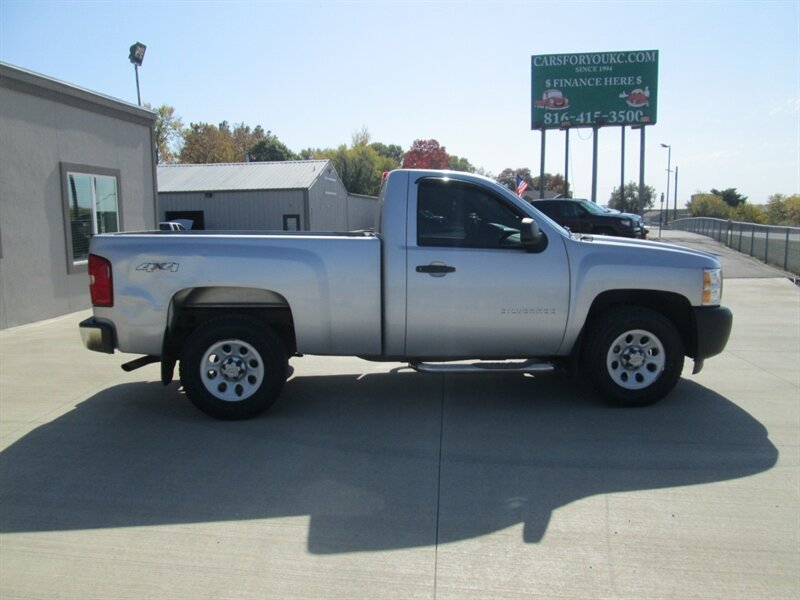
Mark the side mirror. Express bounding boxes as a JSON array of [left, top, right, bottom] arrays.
[[521, 218, 548, 253]]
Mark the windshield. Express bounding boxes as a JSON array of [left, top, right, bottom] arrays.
[[579, 200, 610, 216]]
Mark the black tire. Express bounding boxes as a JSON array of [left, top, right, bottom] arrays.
[[179, 316, 288, 420], [583, 306, 684, 407]]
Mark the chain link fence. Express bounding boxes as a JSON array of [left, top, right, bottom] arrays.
[[668, 218, 800, 275]]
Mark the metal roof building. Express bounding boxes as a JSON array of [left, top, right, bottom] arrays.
[[157, 161, 377, 232]]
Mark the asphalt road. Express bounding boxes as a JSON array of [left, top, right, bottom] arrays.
[[1, 233, 798, 599]]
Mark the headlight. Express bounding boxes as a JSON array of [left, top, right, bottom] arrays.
[[702, 268, 722, 305]]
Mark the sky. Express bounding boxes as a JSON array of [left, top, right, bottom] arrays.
[[1, 0, 798, 206]]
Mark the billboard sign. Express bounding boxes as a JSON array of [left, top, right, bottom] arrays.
[[531, 50, 659, 130]]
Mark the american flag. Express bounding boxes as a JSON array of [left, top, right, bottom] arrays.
[[515, 175, 529, 197]]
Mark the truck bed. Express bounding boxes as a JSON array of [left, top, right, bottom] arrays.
[[89, 231, 383, 357]]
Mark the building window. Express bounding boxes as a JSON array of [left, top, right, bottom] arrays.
[[60, 163, 122, 273]]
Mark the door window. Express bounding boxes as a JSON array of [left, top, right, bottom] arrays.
[[417, 179, 524, 249]]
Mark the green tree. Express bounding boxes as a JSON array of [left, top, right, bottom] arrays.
[[496, 168, 532, 191], [179, 122, 237, 163], [179, 120, 275, 164], [329, 144, 395, 196], [448, 155, 475, 173], [499, 170, 570, 197], [733, 203, 765, 223], [609, 181, 655, 213], [687, 193, 732, 218], [710, 188, 747, 208], [231, 123, 267, 162], [370, 142, 404, 165], [765, 194, 788, 224], [785, 195, 800, 226], [249, 131, 298, 162], [298, 147, 329, 160], [766, 193, 800, 225], [301, 129, 401, 195], [145, 103, 184, 164]]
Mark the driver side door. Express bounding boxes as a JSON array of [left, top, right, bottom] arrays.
[[405, 177, 570, 358]]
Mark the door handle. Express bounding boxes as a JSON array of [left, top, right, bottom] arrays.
[[416, 264, 456, 274]]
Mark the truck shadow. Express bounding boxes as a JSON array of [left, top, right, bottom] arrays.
[[0, 371, 778, 553]]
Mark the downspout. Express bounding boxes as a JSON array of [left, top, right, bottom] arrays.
[[149, 119, 159, 228], [303, 188, 310, 231]]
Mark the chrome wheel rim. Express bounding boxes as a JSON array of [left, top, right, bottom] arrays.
[[200, 339, 264, 402], [606, 329, 666, 390]]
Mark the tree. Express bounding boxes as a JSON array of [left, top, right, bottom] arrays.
[[609, 181, 655, 213], [498, 170, 570, 197], [710, 188, 747, 208], [249, 131, 297, 162], [298, 129, 401, 195], [785, 195, 800, 226], [370, 142, 404, 165], [179, 121, 276, 164], [497, 168, 532, 192], [402, 139, 450, 169], [298, 147, 329, 160], [448, 155, 475, 173], [687, 193, 732, 218], [334, 143, 399, 196], [541, 173, 569, 197], [766, 194, 788, 224], [145, 103, 183, 164], [765, 193, 800, 226], [733, 203, 765, 224], [179, 122, 237, 163], [231, 123, 267, 162], [351, 126, 371, 148]]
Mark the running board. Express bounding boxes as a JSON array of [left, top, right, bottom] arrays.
[[409, 359, 555, 374]]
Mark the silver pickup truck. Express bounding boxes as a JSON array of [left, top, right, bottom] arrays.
[[80, 169, 732, 419]]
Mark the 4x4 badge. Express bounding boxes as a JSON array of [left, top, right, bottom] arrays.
[[136, 262, 179, 273]]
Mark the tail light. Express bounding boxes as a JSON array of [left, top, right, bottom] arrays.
[[88, 254, 113, 307]]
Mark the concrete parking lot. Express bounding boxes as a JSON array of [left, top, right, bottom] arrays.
[[1, 231, 798, 599]]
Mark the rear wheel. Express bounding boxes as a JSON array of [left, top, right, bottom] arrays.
[[583, 307, 684, 407], [180, 316, 287, 419]]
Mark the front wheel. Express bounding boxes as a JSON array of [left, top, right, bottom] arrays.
[[583, 307, 684, 407], [179, 316, 288, 419]]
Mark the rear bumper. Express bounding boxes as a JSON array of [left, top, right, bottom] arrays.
[[693, 306, 733, 360], [79, 317, 116, 354]]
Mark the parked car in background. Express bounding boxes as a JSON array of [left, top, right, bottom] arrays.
[[600, 206, 648, 238], [532, 199, 643, 238], [159, 221, 187, 231]]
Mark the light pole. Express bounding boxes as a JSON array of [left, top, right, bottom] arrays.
[[128, 42, 146, 106], [673, 165, 679, 220], [660, 143, 671, 225]]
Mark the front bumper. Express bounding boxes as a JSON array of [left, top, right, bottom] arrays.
[[693, 306, 733, 360], [79, 317, 116, 354]]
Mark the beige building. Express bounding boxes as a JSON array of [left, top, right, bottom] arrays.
[[0, 62, 158, 328]]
